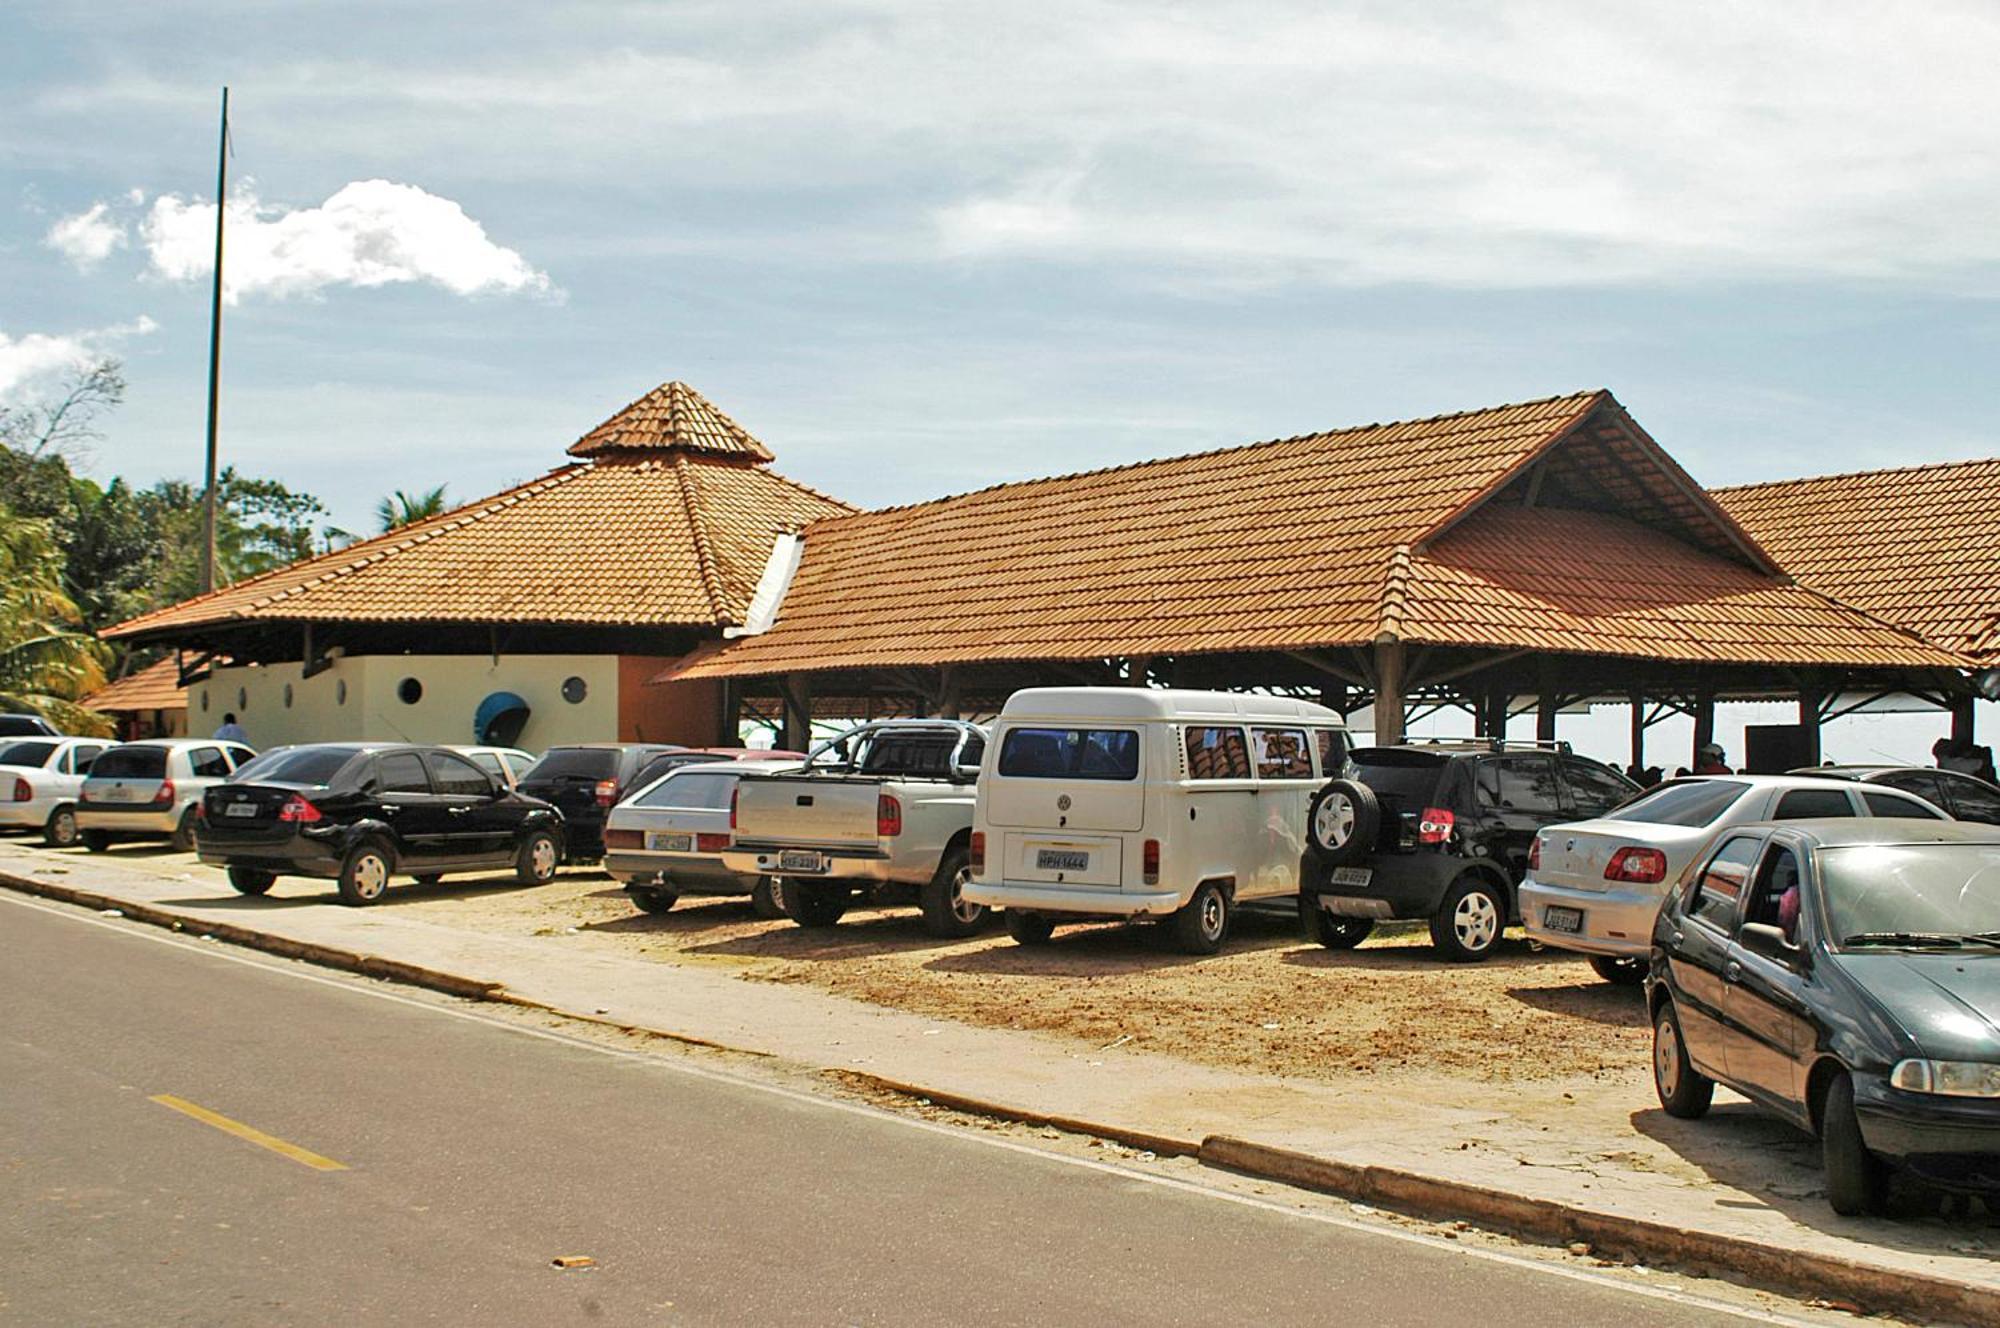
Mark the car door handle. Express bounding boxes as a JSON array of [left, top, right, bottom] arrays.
[[382, 804, 401, 815], [448, 806, 470, 816], [1724, 960, 1742, 983], [1670, 932, 1685, 947]]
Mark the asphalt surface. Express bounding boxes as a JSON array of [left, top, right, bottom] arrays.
[[0, 895, 1798, 1326]]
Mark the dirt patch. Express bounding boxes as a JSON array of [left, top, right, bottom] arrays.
[[392, 871, 1651, 1088]]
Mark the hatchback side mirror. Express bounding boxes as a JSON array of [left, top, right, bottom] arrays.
[[1741, 921, 1801, 967]]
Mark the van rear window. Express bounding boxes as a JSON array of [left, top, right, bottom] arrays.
[[998, 728, 1139, 781]]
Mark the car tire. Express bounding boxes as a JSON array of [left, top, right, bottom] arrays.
[[1590, 955, 1647, 987], [750, 875, 787, 920], [514, 830, 560, 886], [227, 866, 276, 896], [170, 807, 199, 853], [1302, 895, 1374, 950], [336, 841, 395, 906], [1823, 1071, 1889, 1216], [42, 805, 78, 849], [629, 884, 680, 915], [1306, 779, 1381, 866], [81, 829, 111, 853], [1652, 999, 1714, 1119], [782, 879, 850, 929], [1430, 873, 1506, 962], [414, 874, 444, 886], [1170, 881, 1231, 955], [1005, 910, 1057, 946], [920, 847, 988, 938]]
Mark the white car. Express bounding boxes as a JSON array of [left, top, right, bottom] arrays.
[[603, 758, 802, 917], [0, 736, 113, 847], [1520, 774, 1950, 983], [453, 745, 537, 789], [77, 738, 258, 852], [965, 687, 1352, 953]]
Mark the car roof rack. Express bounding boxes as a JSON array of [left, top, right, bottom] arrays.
[[1402, 737, 1575, 756]]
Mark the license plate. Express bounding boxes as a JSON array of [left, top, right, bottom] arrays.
[[1036, 849, 1090, 871], [1543, 905, 1584, 934], [646, 831, 694, 852], [104, 785, 138, 802], [779, 849, 827, 873], [1329, 866, 1373, 888], [223, 802, 260, 818]]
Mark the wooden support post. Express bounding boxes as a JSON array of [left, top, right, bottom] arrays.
[[718, 679, 741, 746], [781, 674, 811, 752], [1125, 655, 1152, 687], [1535, 659, 1558, 744], [933, 667, 962, 720], [1798, 681, 1825, 767], [1479, 686, 1508, 740], [1373, 640, 1406, 745], [1630, 691, 1645, 770], [1692, 685, 1716, 769], [1953, 693, 1978, 746]]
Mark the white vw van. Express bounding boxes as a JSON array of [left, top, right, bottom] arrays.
[[965, 687, 1350, 953]]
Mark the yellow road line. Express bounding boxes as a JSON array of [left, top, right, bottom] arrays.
[[148, 1094, 349, 1172]]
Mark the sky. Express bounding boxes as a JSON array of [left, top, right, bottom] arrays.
[[6, 1, 1998, 760]]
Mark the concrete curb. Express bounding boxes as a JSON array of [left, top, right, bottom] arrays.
[[6, 869, 1992, 1323]]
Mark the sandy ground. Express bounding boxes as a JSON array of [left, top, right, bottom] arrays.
[[388, 869, 1652, 1090]]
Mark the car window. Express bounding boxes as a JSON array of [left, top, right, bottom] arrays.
[[1860, 789, 1946, 820], [521, 748, 620, 781], [89, 746, 168, 779], [236, 747, 357, 788], [0, 740, 58, 768], [1350, 749, 1449, 802], [998, 728, 1141, 780], [70, 743, 107, 773], [224, 744, 257, 768], [188, 746, 231, 779], [634, 770, 736, 810], [428, 752, 496, 797], [376, 752, 431, 795], [1313, 728, 1350, 777], [1688, 835, 1761, 931], [1942, 775, 2000, 825], [858, 732, 962, 777], [1480, 757, 1562, 813], [1743, 846, 1803, 941], [1184, 726, 1251, 780], [1251, 728, 1313, 780], [1877, 771, 1945, 803], [1605, 779, 1748, 828], [469, 752, 506, 779], [1561, 757, 1636, 816], [1773, 787, 1856, 819]]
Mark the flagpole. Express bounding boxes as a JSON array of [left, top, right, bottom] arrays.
[[200, 86, 229, 595]]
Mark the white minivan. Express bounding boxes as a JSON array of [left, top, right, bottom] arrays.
[[964, 687, 1350, 953]]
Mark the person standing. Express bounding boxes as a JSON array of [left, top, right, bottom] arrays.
[[213, 712, 248, 744], [1693, 743, 1733, 775]]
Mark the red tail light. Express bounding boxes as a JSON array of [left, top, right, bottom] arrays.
[[1605, 846, 1668, 885], [696, 832, 730, 853], [10, 777, 29, 802], [594, 779, 619, 808], [969, 830, 985, 873], [1143, 838, 1160, 885], [151, 779, 176, 806], [1528, 836, 1542, 871], [877, 793, 902, 838], [603, 828, 643, 850], [1417, 807, 1455, 844], [277, 794, 323, 824], [729, 785, 739, 830]]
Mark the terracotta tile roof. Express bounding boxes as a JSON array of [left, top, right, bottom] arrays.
[[107, 384, 852, 642], [567, 381, 775, 461], [84, 657, 188, 712], [673, 390, 1955, 680], [1717, 458, 2000, 666]]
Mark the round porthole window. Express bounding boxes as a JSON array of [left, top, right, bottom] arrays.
[[237, 687, 248, 710], [561, 676, 588, 704], [336, 679, 348, 706], [283, 683, 294, 708], [398, 677, 423, 705], [200, 690, 211, 713]]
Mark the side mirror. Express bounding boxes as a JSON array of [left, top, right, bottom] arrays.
[[1740, 921, 1801, 967]]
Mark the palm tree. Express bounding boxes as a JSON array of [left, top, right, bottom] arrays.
[[375, 485, 449, 533], [0, 504, 111, 734]]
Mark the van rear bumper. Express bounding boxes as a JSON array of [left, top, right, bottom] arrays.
[[964, 879, 1182, 917]]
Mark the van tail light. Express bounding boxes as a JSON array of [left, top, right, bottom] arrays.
[[11, 777, 29, 802], [1143, 838, 1160, 885], [1528, 836, 1542, 872], [877, 793, 903, 839], [729, 785, 739, 830], [1605, 847, 1668, 885], [696, 832, 730, 853], [277, 794, 323, 824], [969, 830, 985, 873], [594, 779, 619, 808], [152, 779, 176, 806], [1417, 807, 1455, 844]]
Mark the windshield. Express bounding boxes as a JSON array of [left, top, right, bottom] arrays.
[[1604, 780, 1748, 828], [1820, 844, 2000, 944], [521, 748, 620, 782], [231, 747, 358, 788], [89, 746, 167, 779], [0, 740, 58, 768]]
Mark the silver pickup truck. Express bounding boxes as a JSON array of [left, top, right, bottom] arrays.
[[722, 719, 990, 937]]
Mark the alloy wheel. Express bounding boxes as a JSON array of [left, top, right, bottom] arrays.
[[1453, 891, 1499, 951], [1314, 793, 1355, 848]]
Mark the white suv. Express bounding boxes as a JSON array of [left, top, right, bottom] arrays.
[[0, 736, 112, 847], [77, 739, 257, 852]]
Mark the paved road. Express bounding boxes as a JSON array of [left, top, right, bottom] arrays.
[[1, 896, 1788, 1326]]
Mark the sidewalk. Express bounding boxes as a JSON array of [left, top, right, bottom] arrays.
[[6, 841, 1997, 1320]]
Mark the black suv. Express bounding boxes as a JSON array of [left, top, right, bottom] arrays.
[[197, 743, 565, 905], [514, 743, 683, 861], [1301, 741, 1639, 960]]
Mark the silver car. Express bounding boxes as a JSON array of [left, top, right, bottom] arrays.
[[77, 738, 257, 851], [604, 758, 803, 917]]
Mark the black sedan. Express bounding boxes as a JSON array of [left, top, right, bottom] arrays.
[[198, 743, 565, 905], [1796, 764, 2000, 825], [1649, 818, 2000, 1215]]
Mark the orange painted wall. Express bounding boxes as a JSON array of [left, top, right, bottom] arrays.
[[617, 655, 722, 744]]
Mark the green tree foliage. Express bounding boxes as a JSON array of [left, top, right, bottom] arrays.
[[376, 484, 449, 532], [0, 503, 112, 734]]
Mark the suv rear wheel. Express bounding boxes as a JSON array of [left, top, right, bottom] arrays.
[[1301, 894, 1374, 950], [1430, 873, 1505, 961], [1306, 779, 1380, 866]]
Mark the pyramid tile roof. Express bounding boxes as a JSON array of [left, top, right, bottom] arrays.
[[106, 385, 852, 641], [1717, 458, 2000, 666], [567, 381, 775, 461], [672, 391, 1961, 679], [83, 657, 188, 712]]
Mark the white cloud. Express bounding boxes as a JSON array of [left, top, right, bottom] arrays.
[[45, 202, 127, 270], [136, 179, 555, 303], [0, 317, 157, 399]]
